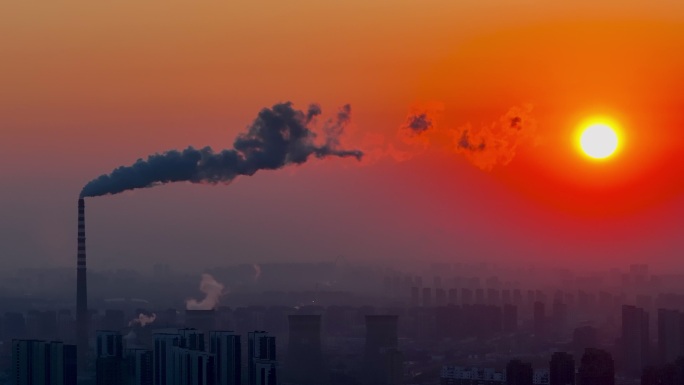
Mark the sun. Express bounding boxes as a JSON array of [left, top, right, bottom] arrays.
[[579, 123, 619, 159]]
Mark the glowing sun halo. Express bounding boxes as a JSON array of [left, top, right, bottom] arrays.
[[580, 123, 619, 159]]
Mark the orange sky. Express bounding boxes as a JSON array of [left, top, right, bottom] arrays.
[[2, 1, 684, 269]]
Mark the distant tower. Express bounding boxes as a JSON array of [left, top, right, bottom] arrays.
[[549, 352, 575, 385], [364, 315, 403, 385], [96, 330, 124, 385], [658, 308, 681, 364], [621, 305, 649, 377], [210, 331, 241, 385], [77, 198, 89, 371], [506, 359, 534, 385], [577, 348, 614, 385], [286, 315, 324, 385], [247, 331, 276, 385]]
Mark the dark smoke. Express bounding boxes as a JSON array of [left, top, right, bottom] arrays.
[[80, 103, 362, 197], [405, 113, 433, 134], [457, 130, 486, 152], [453, 105, 536, 171]]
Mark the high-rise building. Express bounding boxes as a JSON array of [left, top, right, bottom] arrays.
[[549, 352, 574, 385], [622, 305, 649, 376], [533, 302, 545, 336], [12, 340, 76, 385], [577, 348, 614, 385], [286, 315, 324, 385], [154, 333, 181, 385], [96, 331, 124, 385], [124, 348, 153, 385], [658, 308, 681, 364], [173, 348, 215, 385], [248, 331, 276, 385], [365, 315, 402, 385], [506, 359, 533, 385], [179, 328, 205, 352], [64, 344, 78, 385], [97, 330, 124, 358], [255, 360, 277, 385], [210, 331, 241, 385]]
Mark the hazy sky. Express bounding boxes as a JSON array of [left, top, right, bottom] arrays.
[[2, 1, 684, 271]]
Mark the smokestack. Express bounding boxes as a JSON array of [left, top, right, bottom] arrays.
[[76, 198, 88, 371]]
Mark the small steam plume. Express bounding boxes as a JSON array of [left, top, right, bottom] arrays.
[[80, 103, 362, 198], [252, 264, 262, 282], [186, 273, 225, 310], [454, 105, 536, 171], [128, 313, 157, 327]]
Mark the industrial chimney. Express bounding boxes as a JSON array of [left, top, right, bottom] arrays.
[[77, 198, 88, 370]]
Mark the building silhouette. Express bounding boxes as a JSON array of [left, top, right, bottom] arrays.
[[124, 348, 153, 385], [179, 328, 205, 351], [210, 331, 241, 385], [658, 308, 681, 364], [506, 359, 533, 385], [172, 348, 215, 385], [621, 305, 649, 377], [572, 326, 597, 354], [577, 348, 614, 385], [248, 331, 276, 385], [365, 315, 403, 385], [286, 315, 325, 385], [533, 301, 545, 337], [12, 340, 76, 385], [549, 352, 574, 385], [154, 333, 181, 385], [255, 360, 277, 385], [96, 330, 124, 385]]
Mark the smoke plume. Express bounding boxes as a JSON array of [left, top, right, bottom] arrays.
[[252, 264, 262, 281], [128, 313, 157, 327], [80, 103, 363, 198], [404, 113, 433, 134], [186, 273, 225, 310], [453, 105, 536, 171]]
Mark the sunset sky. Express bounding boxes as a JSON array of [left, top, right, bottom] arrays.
[[2, 1, 684, 271]]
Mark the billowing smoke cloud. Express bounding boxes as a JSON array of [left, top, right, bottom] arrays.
[[454, 105, 536, 171], [80, 103, 363, 198], [186, 273, 225, 310], [128, 313, 157, 327]]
